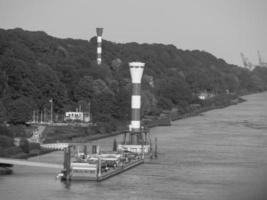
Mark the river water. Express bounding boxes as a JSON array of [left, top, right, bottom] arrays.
[[0, 92, 267, 200]]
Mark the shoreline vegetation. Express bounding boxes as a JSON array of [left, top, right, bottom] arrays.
[[0, 94, 245, 163], [42, 93, 246, 144]]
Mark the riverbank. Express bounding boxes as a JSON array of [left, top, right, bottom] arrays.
[[170, 97, 245, 121], [40, 94, 246, 143], [0, 93, 246, 162]]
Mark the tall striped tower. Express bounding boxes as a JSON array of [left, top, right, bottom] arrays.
[[129, 62, 145, 139], [96, 28, 103, 65]]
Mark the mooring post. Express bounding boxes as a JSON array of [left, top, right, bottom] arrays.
[[149, 137, 153, 159], [63, 145, 71, 181], [92, 145, 97, 154], [63, 148, 67, 171], [129, 133, 133, 144], [145, 132, 148, 145], [141, 143, 144, 159], [97, 156, 101, 178], [113, 138, 117, 152], [154, 137, 158, 158], [123, 132, 126, 144], [97, 145, 101, 180], [83, 145, 87, 158]]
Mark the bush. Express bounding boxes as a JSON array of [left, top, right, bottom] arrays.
[[29, 149, 41, 156], [19, 138, 30, 153], [10, 152, 28, 159], [4, 146, 23, 156], [0, 125, 13, 137], [8, 125, 29, 137], [0, 147, 5, 156], [0, 135, 14, 148], [6, 97, 34, 124], [29, 142, 41, 150]]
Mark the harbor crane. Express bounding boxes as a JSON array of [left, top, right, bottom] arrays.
[[257, 50, 267, 67], [240, 53, 255, 71]]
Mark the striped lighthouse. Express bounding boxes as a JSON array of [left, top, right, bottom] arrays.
[[96, 28, 103, 65], [129, 62, 145, 135]]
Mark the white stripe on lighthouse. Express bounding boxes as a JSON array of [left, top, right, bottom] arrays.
[[97, 36, 102, 43], [131, 96, 141, 109], [97, 47, 102, 54], [131, 121, 140, 129]]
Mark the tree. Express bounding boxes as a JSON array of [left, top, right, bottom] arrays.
[[0, 71, 7, 97], [74, 76, 94, 101], [156, 76, 192, 109], [0, 125, 13, 137], [6, 97, 34, 124], [0, 100, 7, 123], [0, 135, 13, 148]]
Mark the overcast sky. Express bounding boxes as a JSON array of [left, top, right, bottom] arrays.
[[0, 0, 266, 66]]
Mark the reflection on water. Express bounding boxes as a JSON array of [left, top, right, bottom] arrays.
[[0, 92, 267, 200]]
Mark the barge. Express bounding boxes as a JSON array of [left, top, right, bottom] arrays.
[[58, 145, 146, 181]]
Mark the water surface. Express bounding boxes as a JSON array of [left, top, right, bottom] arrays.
[[0, 92, 267, 200]]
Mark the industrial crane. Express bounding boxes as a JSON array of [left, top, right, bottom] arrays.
[[257, 51, 267, 67], [240, 53, 255, 70]]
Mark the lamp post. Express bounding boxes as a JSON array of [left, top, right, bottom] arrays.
[[49, 99, 53, 123]]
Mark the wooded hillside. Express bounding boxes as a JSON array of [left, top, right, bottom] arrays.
[[1, 28, 267, 128]]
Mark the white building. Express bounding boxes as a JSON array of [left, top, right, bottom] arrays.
[[64, 112, 90, 122], [198, 91, 215, 100]]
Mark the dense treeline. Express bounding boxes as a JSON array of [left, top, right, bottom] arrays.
[[1, 28, 267, 129]]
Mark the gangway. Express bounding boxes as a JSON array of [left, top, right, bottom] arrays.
[[0, 157, 61, 169]]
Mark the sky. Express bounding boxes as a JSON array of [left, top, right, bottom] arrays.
[[0, 0, 266, 66]]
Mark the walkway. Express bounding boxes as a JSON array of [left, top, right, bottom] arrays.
[[28, 125, 46, 143], [0, 158, 61, 169]]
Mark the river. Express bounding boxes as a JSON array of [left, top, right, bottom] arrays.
[[0, 92, 267, 200]]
